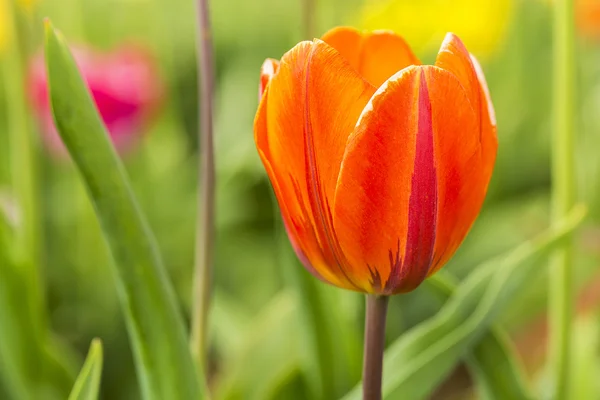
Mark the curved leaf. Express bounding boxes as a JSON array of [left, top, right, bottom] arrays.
[[427, 274, 533, 400], [44, 21, 203, 400], [215, 291, 302, 400], [342, 205, 585, 400], [69, 339, 103, 400], [0, 193, 76, 400], [273, 200, 336, 400], [467, 328, 533, 400]]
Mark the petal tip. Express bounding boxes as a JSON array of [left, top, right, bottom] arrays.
[[469, 54, 497, 127], [321, 26, 362, 39], [439, 32, 467, 53], [259, 58, 279, 98]]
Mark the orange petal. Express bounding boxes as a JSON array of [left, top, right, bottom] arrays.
[[320, 27, 363, 70], [428, 36, 497, 274], [334, 66, 426, 293], [435, 33, 486, 134], [424, 65, 496, 276], [254, 39, 376, 290], [334, 65, 489, 294], [321, 26, 420, 88], [359, 31, 421, 88], [471, 55, 496, 127], [469, 53, 497, 183], [259, 58, 280, 99]]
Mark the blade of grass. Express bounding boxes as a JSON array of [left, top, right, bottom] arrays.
[[569, 314, 600, 400], [44, 21, 203, 400], [278, 223, 335, 400], [549, 0, 576, 397], [68, 339, 103, 400], [427, 274, 532, 400], [467, 329, 532, 400], [0, 196, 75, 400], [342, 205, 585, 400], [1, 0, 43, 335], [215, 291, 302, 400]]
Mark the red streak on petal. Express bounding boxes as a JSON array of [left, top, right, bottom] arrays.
[[385, 69, 438, 293]]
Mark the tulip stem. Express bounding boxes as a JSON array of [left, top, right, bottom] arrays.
[[549, 0, 576, 398], [362, 295, 389, 400], [190, 0, 215, 380]]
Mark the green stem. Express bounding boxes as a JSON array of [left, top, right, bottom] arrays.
[[190, 0, 215, 377], [549, 0, 576, 398], [362, 295, 389, 400], [302, 0, 316, 38], [3, 0, 43, 326]]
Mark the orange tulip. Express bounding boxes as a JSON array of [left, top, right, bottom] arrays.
[[254, 27, 497, 295]]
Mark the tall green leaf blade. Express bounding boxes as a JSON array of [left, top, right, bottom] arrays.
[[272, 188, 362, 399], [427, 274, 532, 400], [284, 251, 335, 400], [0, 194, 76, 400], [273, 203, 336, 400], [342, 206, 585, 400], [44, 21, 203, 400], [569, 313, 600, 400], [69, 339, 103, 400], [467, 329, 532, 400], [216, 291, 303, 400], [283, 246, 362, 399]]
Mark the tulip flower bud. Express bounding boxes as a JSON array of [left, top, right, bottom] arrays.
[[255, 27, 497, 294], [28, 44, 163, 156]]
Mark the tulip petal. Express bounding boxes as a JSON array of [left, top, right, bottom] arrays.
[[469, 53, 497, 183], [320, 27, 363, 69], [424, 66, 495, 275], [254, 40, 376, 290], [470, 54, 497, 128], [334, 66, 431, 293], [321, 26, 420, 88], [429, 37, 498, 274], [435, 33, 488, 136], [259, 58, 280, 98], [334, 65, 485, 294]]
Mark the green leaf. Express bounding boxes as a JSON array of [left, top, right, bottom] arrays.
[[284, 254, 335, 400], [0, 193, 76, 400], [272, 189, 362, 399], [273, 201, 335, 400], [69, 339, 103, 400], [568, 313, 600, 400], [342, 205, 586, 400], [44, 21, 203, 400], [467, 329, 532, 400], [215, 291, 303, 400], [427, 274, 533, 400]]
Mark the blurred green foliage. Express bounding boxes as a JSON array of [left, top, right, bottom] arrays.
[[1, 0, 600, 399]]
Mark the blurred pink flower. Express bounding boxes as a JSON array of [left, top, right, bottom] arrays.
[[28, 44, 164, 155]]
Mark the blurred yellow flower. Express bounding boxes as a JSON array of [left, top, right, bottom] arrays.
[[358, 0, 513, 58], [19, 0, 36, 12], [0, 0, 37, 53], [0, 0, 10, 53]]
